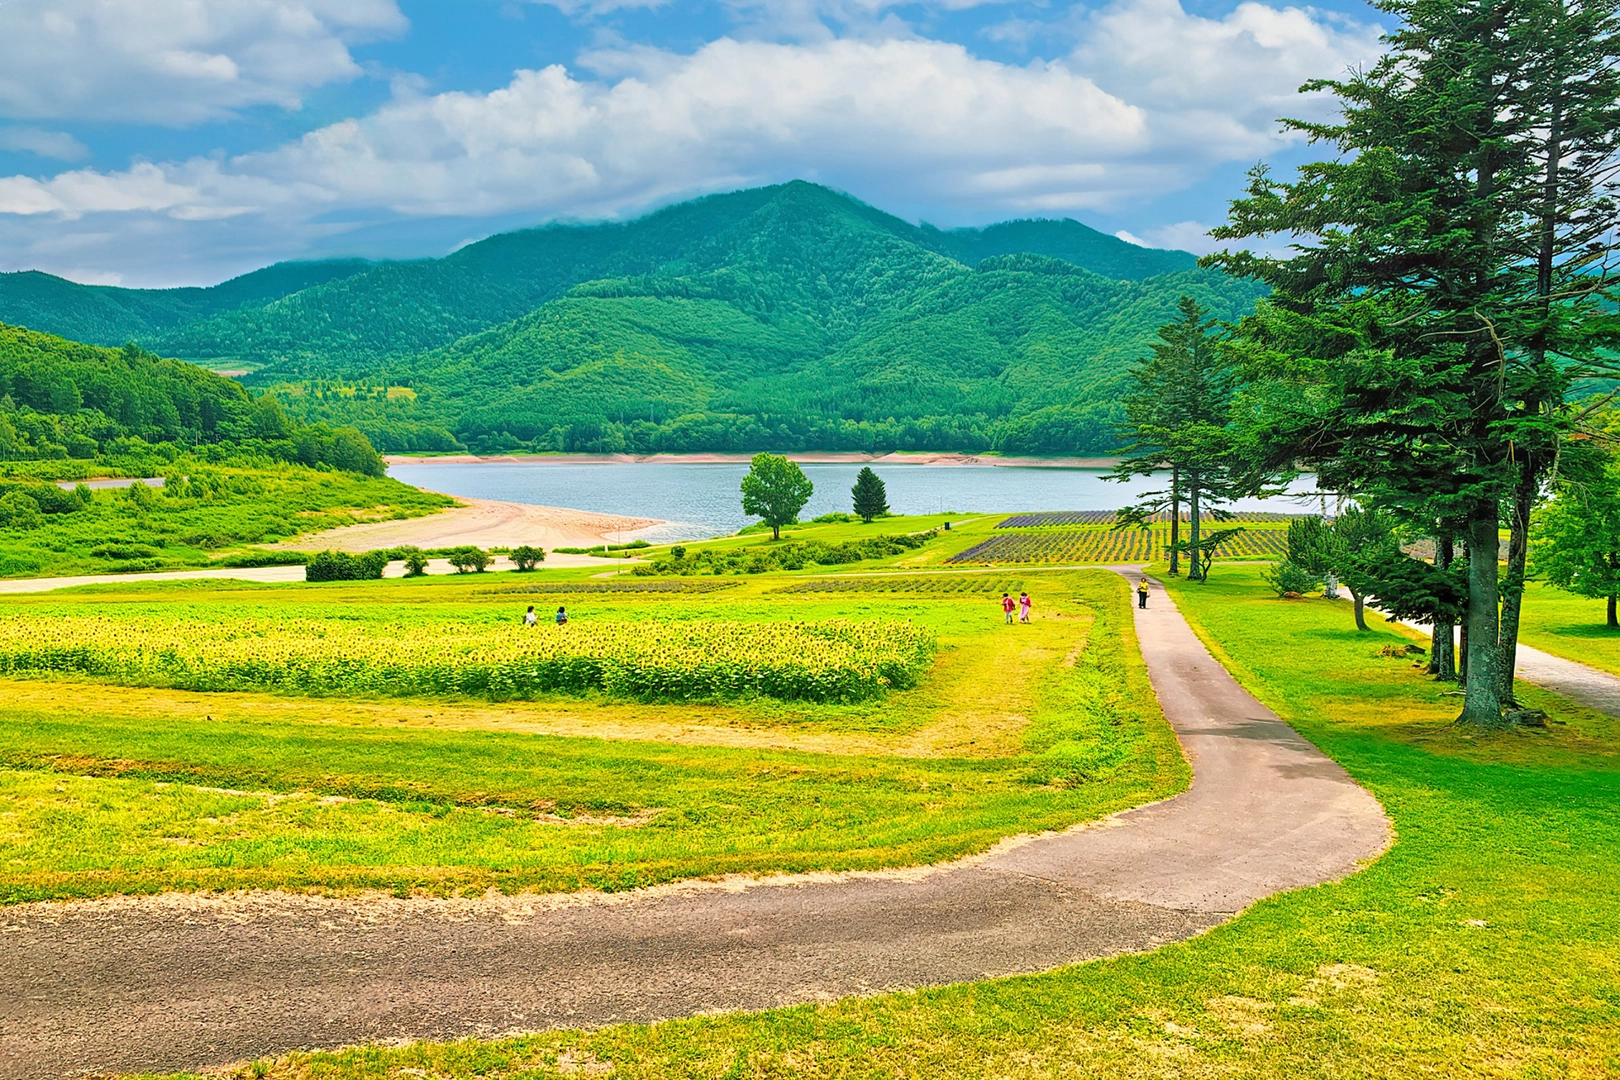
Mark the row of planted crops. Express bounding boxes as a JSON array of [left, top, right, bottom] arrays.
[[947, 526, 1290, 565], [0, 611, 936, 703]]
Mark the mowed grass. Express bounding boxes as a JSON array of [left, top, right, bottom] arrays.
[[0, 568, 1186, 903], [152, 565, 1620, 1079]]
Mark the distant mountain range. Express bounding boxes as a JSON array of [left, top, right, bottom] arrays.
[[0, 182, 1262, 455]]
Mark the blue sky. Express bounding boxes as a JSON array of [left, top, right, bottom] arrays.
[[0, 0, 1390, 287]]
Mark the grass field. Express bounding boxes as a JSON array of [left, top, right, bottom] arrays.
[[149, 565, 1620, 1079], [0, 567, 1185, 904]]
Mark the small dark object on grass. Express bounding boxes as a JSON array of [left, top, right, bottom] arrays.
[[1504, 709, 1549, 728], [1380, 643, 1427, 658]]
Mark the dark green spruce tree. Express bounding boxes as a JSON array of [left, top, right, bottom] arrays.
[[1111, 296, 1246, 580], [851, 467, 889, 523], [1209, 0, 1620, 726]]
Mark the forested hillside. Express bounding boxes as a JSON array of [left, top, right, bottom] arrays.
[[0, 182, 1264, 455], [0, 260, 372, 353], [0, 323, 384, 474]]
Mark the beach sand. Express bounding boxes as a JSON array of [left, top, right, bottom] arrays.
[[384, 451, 1121, 468], [278, 497, 662, 553]]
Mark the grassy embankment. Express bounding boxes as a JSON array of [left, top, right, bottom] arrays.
[[138, 564, 1620, 1080], [0, 459, 451, 578], [0, 567, 1183, 903]]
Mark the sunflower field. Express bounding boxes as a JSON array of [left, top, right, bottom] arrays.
[[0, 613, 935, 704]]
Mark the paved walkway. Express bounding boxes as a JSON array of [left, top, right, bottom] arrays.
[[0, 571, 1390, 1079], [1515, 643, 1620, 716]]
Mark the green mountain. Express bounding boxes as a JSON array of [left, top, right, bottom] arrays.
[[0, 182, 1262, 455]]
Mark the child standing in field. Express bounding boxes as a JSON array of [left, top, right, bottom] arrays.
[[1001, 592, 1016, 624], [523, 605, 538, 627], [1018, 591, 1031, 623], [556, 606, 569, 626]]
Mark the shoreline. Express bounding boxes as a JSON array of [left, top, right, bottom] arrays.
[[276, 496, 665, 553], [384, 451, 1123, 469]]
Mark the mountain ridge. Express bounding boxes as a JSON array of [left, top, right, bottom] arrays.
[[0, 183, 1257, 456]]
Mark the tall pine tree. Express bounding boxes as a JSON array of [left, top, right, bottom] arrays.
[[1209, 0, 1620, 725], [1110, 297, 1246, 581]]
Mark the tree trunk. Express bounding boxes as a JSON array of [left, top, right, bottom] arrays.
[[1168, 467, 1181, 576], [1430, 534, 1456, 680], [771, 523, 780, 541], [1460, 508, 1504, 726], [1498, 462, 1535, 704], [1188, 472, 1203, 581], [1352, 590, 1369, 632], [1609, 594, 1617, 628]]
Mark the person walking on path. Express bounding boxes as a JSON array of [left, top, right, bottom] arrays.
[[1137, 579, 1150, 609], [1001, 593, 1016, 624], [1018, 591, 1032, 623], [523, 605, 538, 627]]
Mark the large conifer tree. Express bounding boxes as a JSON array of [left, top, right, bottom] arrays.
[[1209, 0, 1620, 725]]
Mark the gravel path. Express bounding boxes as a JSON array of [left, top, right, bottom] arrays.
[[0, 570, 1390, 1079]]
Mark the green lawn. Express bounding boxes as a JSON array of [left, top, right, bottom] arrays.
[[144, 565, 1620, 1079], [0, 568, 1184, 903]]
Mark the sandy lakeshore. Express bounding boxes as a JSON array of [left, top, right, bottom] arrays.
[[385, 451, 1122, 468], [279, 497, 662, 553]]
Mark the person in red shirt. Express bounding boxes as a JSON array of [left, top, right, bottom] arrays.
[[1001, 592, 1016, 624]]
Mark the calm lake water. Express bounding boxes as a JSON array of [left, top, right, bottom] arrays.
[[389, 461, 1325, 542]]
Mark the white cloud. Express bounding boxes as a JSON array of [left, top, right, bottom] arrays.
[[1115, 229, 1147, 247], [0, 0, 407, 125], [1075, 0, 1384, 153], [0, 128, 90, 161], [1139, 220, 1216, 254], [0, 0, 1388, 284]]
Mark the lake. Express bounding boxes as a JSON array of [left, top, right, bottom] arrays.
[[389, 460, 1327, 542]]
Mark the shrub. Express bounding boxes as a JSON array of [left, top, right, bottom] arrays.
[[0, 491, 44, 530], [510, 545, 545, 571], [1263, 559, 1320, 598], [123, 481, 155, 509], [90, 543, 158, 560], [448, 546, 491, 573], [305, 550, 389, 582], [213, 550, 309, 568], [403, 550, 429, 577]]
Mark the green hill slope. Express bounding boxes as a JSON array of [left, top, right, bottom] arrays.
[[925, 219, 1197, 278], [0, 261, 373, 350]]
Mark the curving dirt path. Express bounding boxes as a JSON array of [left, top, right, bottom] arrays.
[[0, 571, 1389, 1079]]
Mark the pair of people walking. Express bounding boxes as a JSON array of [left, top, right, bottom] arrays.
[[1001, 591, 1032, 624]]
